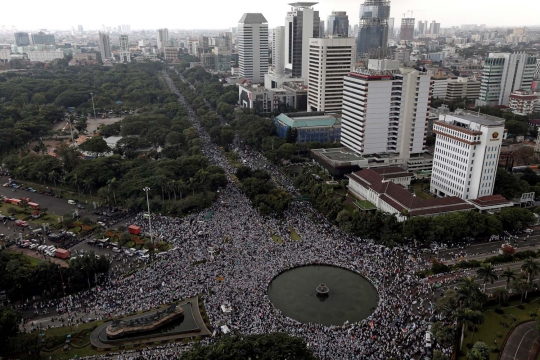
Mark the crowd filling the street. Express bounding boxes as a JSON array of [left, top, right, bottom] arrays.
[[18, 70, 453, 360]]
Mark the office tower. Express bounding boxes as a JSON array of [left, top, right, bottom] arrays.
[[341, 60, 431, 158], [387, 18, 394, 39], [430, 21, 440, 35], [477, 52, 537, 107], [308, 37, 356, 112], [14, 32, 30, 46], [400, 18, 415, 41], [285, 2, 320, 80], [78, 25, 84, 34], [319, 21, 325, 38], [508, 90, 538, 116], [327, 11, 349, 37], [157, 28, 169, 49], [121, 25, 131, 34], [357, 0, 390, 56], [445, 78, 481, 101], [418, 21, 425, 35], [285, 3, 321, 79], [238, 13, 268, 83], [272, 26, 286, 76], [98, 32, 112, 60], [119, 34, 130, 63], [430, 111, 505, 200], [31, 31, 55, 45]]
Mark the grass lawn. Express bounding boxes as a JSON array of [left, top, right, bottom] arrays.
[[354, 200, 377, 211], [288, 226, 302, 241], [271, 235, 282, 244], [411, 183, 434, 200], [46, 344, 98, 360], [458, 297, 540, 360], [24, 255, 45, 267], [42, 320, 103, 337]]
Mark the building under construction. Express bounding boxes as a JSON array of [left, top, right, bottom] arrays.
[[357, 0, 391, 56]]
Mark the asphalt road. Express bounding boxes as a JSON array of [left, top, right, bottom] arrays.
[[500, 321, 540, 360]]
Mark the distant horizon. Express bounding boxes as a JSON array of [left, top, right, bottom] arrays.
[[3, 0, 540, 32]]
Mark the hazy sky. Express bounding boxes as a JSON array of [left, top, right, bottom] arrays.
[[4, 0, 538, 31]]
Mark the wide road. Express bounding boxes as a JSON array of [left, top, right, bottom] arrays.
[[500, 321, 540, 360]]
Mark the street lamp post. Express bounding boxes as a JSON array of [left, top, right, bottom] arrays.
[[143, 187, 154, 245], [90, 92, 97, 121]]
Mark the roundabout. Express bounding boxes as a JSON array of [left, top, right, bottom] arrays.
[[268, 265, 379, 326]]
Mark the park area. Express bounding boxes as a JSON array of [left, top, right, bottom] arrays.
[[458, 296, 540, 360]]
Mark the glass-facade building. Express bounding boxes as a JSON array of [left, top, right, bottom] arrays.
[[327, 11, 349, 37], [357, 0, 390, 55]]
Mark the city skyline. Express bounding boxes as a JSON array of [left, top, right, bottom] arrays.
[[3, 0, 540, 31]]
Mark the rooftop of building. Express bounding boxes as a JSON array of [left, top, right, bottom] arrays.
[[238, 13, 268, 24], [275, 112, 341, 128], [448, 109, 505, 126], [312, 147, 366, 163], [468, 194, 514, 208], [349, 169, 475, 216]]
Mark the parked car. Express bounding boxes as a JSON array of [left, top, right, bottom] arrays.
[[68, 200, 76, 205], [15, 220, 28, 227], [112, 247, 121, 253]]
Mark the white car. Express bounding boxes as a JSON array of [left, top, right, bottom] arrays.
[[425, 331, 432, 348], [112, 247, 121, 253], [68, 200, 76, 205], [29, 244, 38, 250]]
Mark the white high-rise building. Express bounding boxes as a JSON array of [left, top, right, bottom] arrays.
[[98, 32, 111, 61], [341, 60, 431, 158], [476, 52, 537, 107], [285, 2, 320, 80], [272, 26, 285, 77], [119, 34, 130, 63], [308, 36, 356, 112], [430, 111, 505, 200], [157, 28, 169, 49], [238, 13, 268, 83]]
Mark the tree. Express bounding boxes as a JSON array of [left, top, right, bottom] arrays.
[[0, 306, 21, 349], [467, 341, 490, 360], [501, 267, 517, 289], [431, 322, 455, 347], [178, 333, 317, 360], [433, 350, 450, 360], [510, 274, 532, 305], [513, 146, 535, 165], [505, 120, 529, 136], [492, 287, 509, 306], [521, 258, 540, 299], [78, 136, 111, 157], [457, 309, 484, 350], [476, 263, 498, 292]]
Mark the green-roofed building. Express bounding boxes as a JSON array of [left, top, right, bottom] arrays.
[[274, 112, 341, 143]]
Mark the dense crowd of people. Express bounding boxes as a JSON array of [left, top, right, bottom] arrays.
[[22, 70, 453, 359]]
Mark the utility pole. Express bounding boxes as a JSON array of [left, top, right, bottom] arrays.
[[143, 187, 154, 245]]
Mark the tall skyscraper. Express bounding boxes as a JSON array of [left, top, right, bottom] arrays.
[[430, 21, 441, 35], [400, 18, 415, 41], [284, 2, 320, 79], [272, 26, 286, 77], [357, 0, 390, 56], [238, 13, 268, 83], [418, 21, 425, 35], [387, 18, 394, 39], [341, 60, 431, 158], [319, 21, 325, 38], [327, 11, 349, 37], [119, 34, 130, 63], [477, 52, 537, 106], [78, 25, 84, 34], [308, 37, 356, 112], [98, 32, 112, 61], [14, 32, 30, 46], [157, 28, 169, 49]]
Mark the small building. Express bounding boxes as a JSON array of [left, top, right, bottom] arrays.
[[239, 83, 306, 113], [468, 194, 514, 213], [274, 112, 341, 143], [348, 168, 475, 221], [509, 90, 538, 116], [311, 147, 368, 178]]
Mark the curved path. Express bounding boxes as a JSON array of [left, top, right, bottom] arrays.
[[500, 321, 540, 360]]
